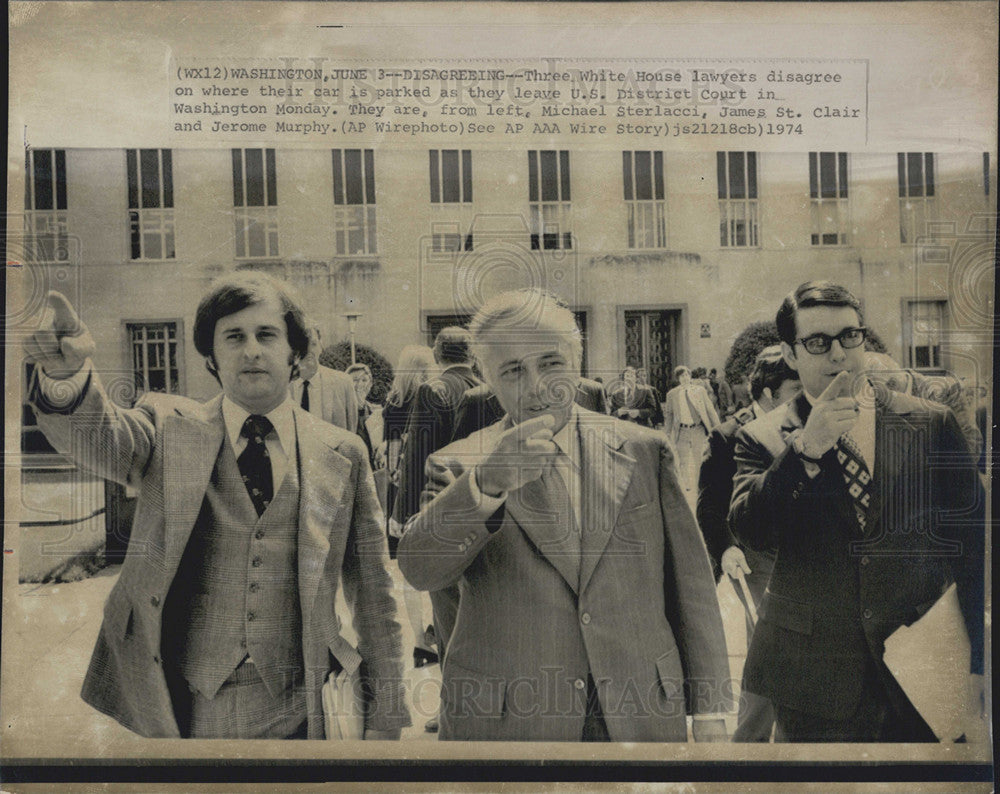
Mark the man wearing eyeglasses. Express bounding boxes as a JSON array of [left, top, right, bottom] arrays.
[[728, 281, 984, 743]]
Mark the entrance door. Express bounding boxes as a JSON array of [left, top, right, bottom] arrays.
[[624, 309, 680, 398]]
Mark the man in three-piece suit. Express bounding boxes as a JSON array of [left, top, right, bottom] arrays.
[[290, 326, 358, 433], [729, 281, 985, 742], [25, 273, 408, 740], [451, 377, 608, 444], [398, 288, 731, 742]]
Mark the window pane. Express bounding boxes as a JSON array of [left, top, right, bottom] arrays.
[[462, 150, 473, 202], [245, 149, 264, 206], [232, 149, 244, 206], [838, 152, 848, 197], [55, 150, 67, 210], [129, 210, 141, 259], [33, 150, 53, 210], [429, 150, 440, 202], [162, 150, 173, 207], [728, 152, 745, 199], [266, 149, 277, 206], [809, 152, 818, 199], [897, 153, 907, 198], [654, 151, 664, 200], [441, 150, 460, 203], [344, 150, 363, 205], [716, 152, 727, 199], [559, 150, 570, 201], [747, 152, 758, 199], [140, 149, 161, 209], [332, 150, 344, 205], [364, 149, 375, 205], [622, 152, 633, 200], [820, 152, 837, 199], [127, 150, 139, 209], [634, 151, 652, 201], [540, 150, 558, 202], [528, 152, 538, 202], [907, 153, 923, 198], [924, 153, 934, 197]]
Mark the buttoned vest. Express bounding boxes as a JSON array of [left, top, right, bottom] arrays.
[[162, 436, 303, 700]]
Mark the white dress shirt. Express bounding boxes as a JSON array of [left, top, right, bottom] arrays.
[[222, 396, 297, 491]]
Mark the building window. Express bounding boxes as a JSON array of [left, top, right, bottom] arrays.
[[983, 152, 990, 196], [429, 149, 474, 252], [904, 300, 945, 370], [898, 153, 935, 244], [809, 152, 849, 246], [528, 150, 572, 250], [127, 149, 175, 260], [232, 148, 278, 258], [717, 151, 759, 247], [623, 151, 666, 249], [25, 149, 69, 262], [128, 322, 181, 397], [332, 149, 376, 256]]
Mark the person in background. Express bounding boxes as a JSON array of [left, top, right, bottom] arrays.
[[381, 345, 439, 668], [290, 326, 358, 433], [23, 275, 407, 740], [710, 368, 734, 419], [346, 362, 380, 468], [664, 366, 720, 502], [608, 366, 662, 427], [729, 281, 984, 742], [697, 346, 801, 741]]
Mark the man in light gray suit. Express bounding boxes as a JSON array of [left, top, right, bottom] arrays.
[[24, 273, 407, 740], [291, 326, 358, 433], [398, 288, 730, 742]]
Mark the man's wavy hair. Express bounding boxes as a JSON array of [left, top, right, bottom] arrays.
[[776, 281, 863, 346], [193, 271, 310, 384]]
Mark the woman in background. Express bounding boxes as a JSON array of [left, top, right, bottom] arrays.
[[380, 345, 439, 668]]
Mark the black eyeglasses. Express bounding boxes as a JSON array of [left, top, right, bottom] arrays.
[[797, 327, 867, 355]]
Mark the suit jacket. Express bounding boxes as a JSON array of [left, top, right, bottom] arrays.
[[728, 391, 984, 724], [393, 364, 481, 524], [608, 383, 663, 427], [663, 384, 719, 438], [290, 364, 359, 433], [696, 405, 775, 581], [397, 410, 731, 742], [33, 374, 407, 739], [452, 378, 608, 443]]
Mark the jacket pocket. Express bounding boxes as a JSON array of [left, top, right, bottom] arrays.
[[654, 647, 687, 717], [758, 591, 813, 635], [441, 659, 507, 720]]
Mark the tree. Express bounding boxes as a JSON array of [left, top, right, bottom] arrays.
[[724, 321, 780, 385], [320, 341, 394, 404]]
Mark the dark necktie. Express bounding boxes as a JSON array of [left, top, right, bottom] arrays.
[[835, 432, 872, 532], [238, 414, 274, 516], [300, 380, 310, 412]]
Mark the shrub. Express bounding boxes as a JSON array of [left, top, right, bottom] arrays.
[[724, 321, 780, 385], [320, 341, 394, 404]]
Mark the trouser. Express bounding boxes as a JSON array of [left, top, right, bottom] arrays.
[[773, 654, 936, 743], [674, 424, 708, 496], [169, 657, 308, 739]]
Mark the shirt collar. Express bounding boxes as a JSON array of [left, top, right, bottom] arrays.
[[222, 395, 296, 451]]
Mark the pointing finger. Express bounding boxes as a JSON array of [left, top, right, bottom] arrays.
[[818, 371, 851, 402]]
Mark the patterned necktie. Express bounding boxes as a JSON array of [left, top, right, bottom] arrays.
[[835, 432, 872, 532], [300, 380, 310, 412], [238, 415, 274, 516]]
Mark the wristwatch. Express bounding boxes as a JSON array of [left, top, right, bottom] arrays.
[[789, 430, 824, 465]]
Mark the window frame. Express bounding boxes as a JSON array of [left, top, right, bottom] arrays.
[[809, 152, 850, 247], [232, 148, 279, 259], [528, 150, 573, 251], [126, 148, 176, 261], [332, 148, 377, 256], [623, 151, 667, 250], [717, 151, 760, 248]]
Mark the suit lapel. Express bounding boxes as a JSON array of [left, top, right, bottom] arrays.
[[162, 396, 225, 580], [295, 410, 353, 617], [578, 415, 634, 593]]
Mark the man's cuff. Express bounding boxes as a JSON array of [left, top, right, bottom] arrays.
[[32, 361, 92, 414], [468, 465, 507, 509], [692, 713, 728, 721]]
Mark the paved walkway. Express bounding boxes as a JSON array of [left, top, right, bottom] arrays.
[[4, 562, 746, 753]]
